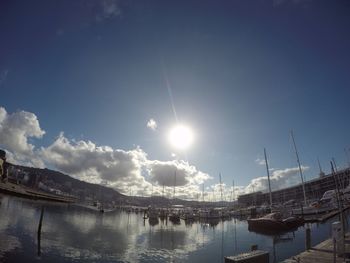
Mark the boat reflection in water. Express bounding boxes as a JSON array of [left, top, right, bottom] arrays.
[[247, 213, 301, 263], [200, 218, 221, 228], [0, 195, 343, 263], [148, 216, 159, 226]]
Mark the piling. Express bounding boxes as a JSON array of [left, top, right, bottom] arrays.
[[305, 227, 311, 250], [251, 244, 258, 251], [332, 221, 344, 256], [37, 206, 44, 256]]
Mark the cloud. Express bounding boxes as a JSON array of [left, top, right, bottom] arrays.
[[146, 118, 157, 131], [53, 1, 123, 35], [0, 107, 45, 167], [96, 0, 122, 22], [147, 160, 211, 187], [0, 70, 8, 86], [40, 133, 211, 197], [255, 157, 266, 166], [41, 133, 151, 193], [0, 106, 313, 201], [245, 166, 309, 193], [273, 0, 313, 7]]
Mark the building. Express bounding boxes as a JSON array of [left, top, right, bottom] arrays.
[[236, 191, 263, 207], [237, 168, 350, 207]]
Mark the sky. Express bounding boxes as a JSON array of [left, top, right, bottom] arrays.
[[0, 0, 350, 200]]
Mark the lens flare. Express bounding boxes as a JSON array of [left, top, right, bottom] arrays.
[[168, 125, 194, 150]]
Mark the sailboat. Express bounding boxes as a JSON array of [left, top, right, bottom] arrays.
[[219, 173, 230, 219], [159, 184, 168, 220], [168, 170, 180, 223], [248, 148, 303, 233], [148, 207, 159, 226], [291, 132, 336, 216]]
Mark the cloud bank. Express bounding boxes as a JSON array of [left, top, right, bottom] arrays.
[[0, 105, 311, 199], [0, 107, 45, 167], [40, 132, 211, 196], [246, 166, 309, 193]]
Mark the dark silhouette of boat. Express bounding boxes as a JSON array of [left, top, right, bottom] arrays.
[[247, 212, 303, 233]]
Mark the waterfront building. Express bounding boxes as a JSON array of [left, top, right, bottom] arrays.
[[238, 168, 350, 207]]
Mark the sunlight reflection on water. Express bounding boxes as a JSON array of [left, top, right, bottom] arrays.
[[0, 195, 344, 263]]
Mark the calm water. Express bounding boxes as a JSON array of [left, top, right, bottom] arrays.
[[0, 195, 347, 263]]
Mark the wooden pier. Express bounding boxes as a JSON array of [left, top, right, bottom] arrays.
[[303, 206, 350, 223], [0, 181, 76, 203], [283, 233, 350, 262]]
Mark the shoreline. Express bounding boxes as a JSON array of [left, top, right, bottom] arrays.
[[0, 181, 76, 203]]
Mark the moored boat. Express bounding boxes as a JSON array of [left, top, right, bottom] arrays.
[[248, 212, 303, 233], [168, 210, 181, 223], [292, 190, 338, 216]]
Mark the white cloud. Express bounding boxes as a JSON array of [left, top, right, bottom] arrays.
[[147, 160, 211, 187], [245, 166, 309, 193], [96, 0, 122, 22], [0, 106, 314, 201], [41, 133, 151, 194], [199, 183, 245, 202], [146, 118, 157, 131], [40, 133, 211, 197], [255, 157, 266, 166], [0, 107, 45, 167]]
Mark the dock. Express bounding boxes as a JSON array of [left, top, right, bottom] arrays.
[[283, 233, 350, 262], [303, 206, 350, 223], [0, 181, 76, 203]]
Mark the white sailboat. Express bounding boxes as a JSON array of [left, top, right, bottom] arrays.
[[291, 131, 336, 216]]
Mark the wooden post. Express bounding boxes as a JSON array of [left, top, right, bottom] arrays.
[[305, 227, 311, 250], [37, 206, 44, 256], [300, 202, 304, 217], [251, 244, 258, 251], [333, 237, 337, 262]]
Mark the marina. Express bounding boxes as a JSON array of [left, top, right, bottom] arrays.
[[1, 147, 350, 262], [0, 194, 350, 262], [283, 233, 350, 263], [1, 1, 350, 262]]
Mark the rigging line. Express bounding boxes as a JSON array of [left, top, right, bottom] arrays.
[[161, 63, 178, 123]]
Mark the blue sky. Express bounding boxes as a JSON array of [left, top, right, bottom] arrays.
[[1, 0, 350, 198]]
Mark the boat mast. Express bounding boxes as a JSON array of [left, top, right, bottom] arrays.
[[232, 179, 235, 209], [317, 158, 326, 178], [332, 157, 338, 172], [264, 148, 273, 207], [231, 179, 234, 203], [219, 173, 224, 207], [291, 130, 307, 206], [317, 158, 323, 174], [202, 183, 205, 203], [345, 148, 350, 168], [173, 170, 177, 201]]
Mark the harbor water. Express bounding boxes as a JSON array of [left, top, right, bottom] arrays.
[[0, 195, 348, 263]]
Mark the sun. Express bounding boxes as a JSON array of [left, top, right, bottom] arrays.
[[168, 124, 194, 150]]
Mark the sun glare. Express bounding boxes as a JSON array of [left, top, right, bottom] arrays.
[[168, 124, 194, 150]]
